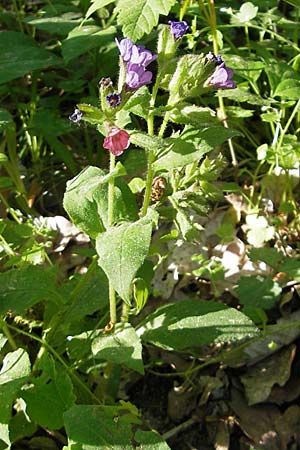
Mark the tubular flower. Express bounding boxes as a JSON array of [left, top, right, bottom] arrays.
[[106, 93, 122, 107], [205, 62, 236, 89], [168, 20, 190, 40], [126, 63, 153, 90], [116, 37, 157, 90], [103, 127, 130, 156]]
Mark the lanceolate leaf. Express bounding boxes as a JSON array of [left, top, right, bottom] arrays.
[[137, 300, 260, 350], [96, 214, 155, 303], [116, 0, 176, 41]]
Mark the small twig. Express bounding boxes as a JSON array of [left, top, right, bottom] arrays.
[[162, 416, 198, 441]]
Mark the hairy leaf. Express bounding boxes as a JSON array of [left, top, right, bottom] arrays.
[[64, 404, 171, 449], [0, 265, 63, 315], [96, 214, 155, 303], [22, 355, 75, 430], [92, 323, 144, 373], [116, 0, 176, 41], [0, 350, 31, 446], [137, 300, 260, 350]]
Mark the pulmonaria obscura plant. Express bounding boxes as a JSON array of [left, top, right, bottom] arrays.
[[65, 20, 236, 328]]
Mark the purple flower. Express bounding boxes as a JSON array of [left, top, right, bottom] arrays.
[[106, 93, 121, 107], [115, 38, 135, 62], [126, 63, 153, 90], [69, 108, 83, 124], [168, 20, 190, 40], [116, 37, 157, 90], [130, 45, 157, 66], [206, 62, 236, 89]]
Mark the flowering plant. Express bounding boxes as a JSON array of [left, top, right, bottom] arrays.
[[66, 20, 237, 319]]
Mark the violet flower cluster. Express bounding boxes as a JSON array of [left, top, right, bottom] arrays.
[[116, 38, 157, 90]]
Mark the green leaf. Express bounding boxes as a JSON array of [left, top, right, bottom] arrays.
[[153, 127, 240, 172], [278, 258, 300, 281], [64, 267, 109, 327], [92, 323, 144, 373], [237, 276, 282, 310], [0, 349, 31, 447], [218, 87, 270, 105], [116, 0, 176, 41], [124, 86, 151, 119], [130, 131, 166, 152], [0, 108, 14, 132], [96, 214, 155, 303], [0, 31, 61, 84], [169, 104, 217, 126], [0, 265, 63, 315], [248, 247, 285, 269], [62, 25, 116, 62], [223, 55, 264, 83], [274, 78, 300, 100], [137, 300, 260, 350], [22, 354, 75, 430], [24, 12, 86, 37], [63, 166, 137, 238], [283, 0, 300, 6], [64, 403, 171, 449], [84, 0, 115, 21], [168, 54, 217, 102]]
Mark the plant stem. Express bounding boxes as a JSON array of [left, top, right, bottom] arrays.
[[107, 153, 117, 324], [204, 0, 238, 167], [7, 323, 101, 404], [141, 148, 155, 217], [1, 318, 18, 350]]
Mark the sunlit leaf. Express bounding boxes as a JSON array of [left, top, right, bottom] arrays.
[[137, 300, 260, 350], [116, 0, 176, 41]]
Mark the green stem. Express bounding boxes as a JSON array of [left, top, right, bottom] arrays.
[[141, 148, 155, 217], [7, 323, 101, 404], [107, 153, 117, 324], [206, 0, 238, 167], [1, 318, 18, 350]]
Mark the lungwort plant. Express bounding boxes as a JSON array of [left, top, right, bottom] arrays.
[[4, 1, 294, 448]]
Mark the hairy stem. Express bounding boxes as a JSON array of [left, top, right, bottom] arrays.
[[107, 153, 117, 324]]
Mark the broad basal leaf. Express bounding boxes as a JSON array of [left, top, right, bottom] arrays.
[[0, 31, 61, 84], [137, 300, 260, 351], [0, 349, 31, 447], [64, 403, 171, 449], [0, 265, 63, 315], [96, 214, 155, 303], [92, 323, 144, 373], [116, 0, 176, 41]]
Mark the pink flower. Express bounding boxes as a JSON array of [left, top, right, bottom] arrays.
[[103, 127, 130, 156]]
